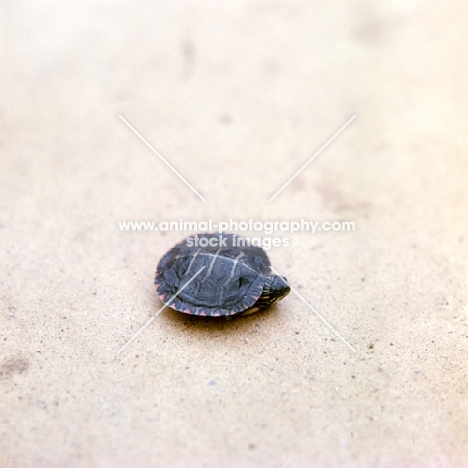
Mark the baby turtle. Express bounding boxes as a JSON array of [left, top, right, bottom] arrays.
[[155, 233, 290, 317]]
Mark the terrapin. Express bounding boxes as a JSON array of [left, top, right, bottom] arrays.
[[155, 233, 290, 317]]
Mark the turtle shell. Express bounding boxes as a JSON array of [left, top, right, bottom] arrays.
[[155, 233, 271, 317]]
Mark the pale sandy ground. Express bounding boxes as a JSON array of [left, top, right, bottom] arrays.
[[1, 1, 468, 467]]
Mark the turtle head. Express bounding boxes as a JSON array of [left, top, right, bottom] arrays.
[[257, 274, 291, 309], [239, 275, 291, 316]]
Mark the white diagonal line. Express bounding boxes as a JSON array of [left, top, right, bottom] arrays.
[[118, 114, 207, 202], [271, 267, 357, 353], [117, 266, 206, 355], [268, 115, 356, 202]]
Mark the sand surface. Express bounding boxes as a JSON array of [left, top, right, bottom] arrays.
[[1, 1, 468, 467]]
